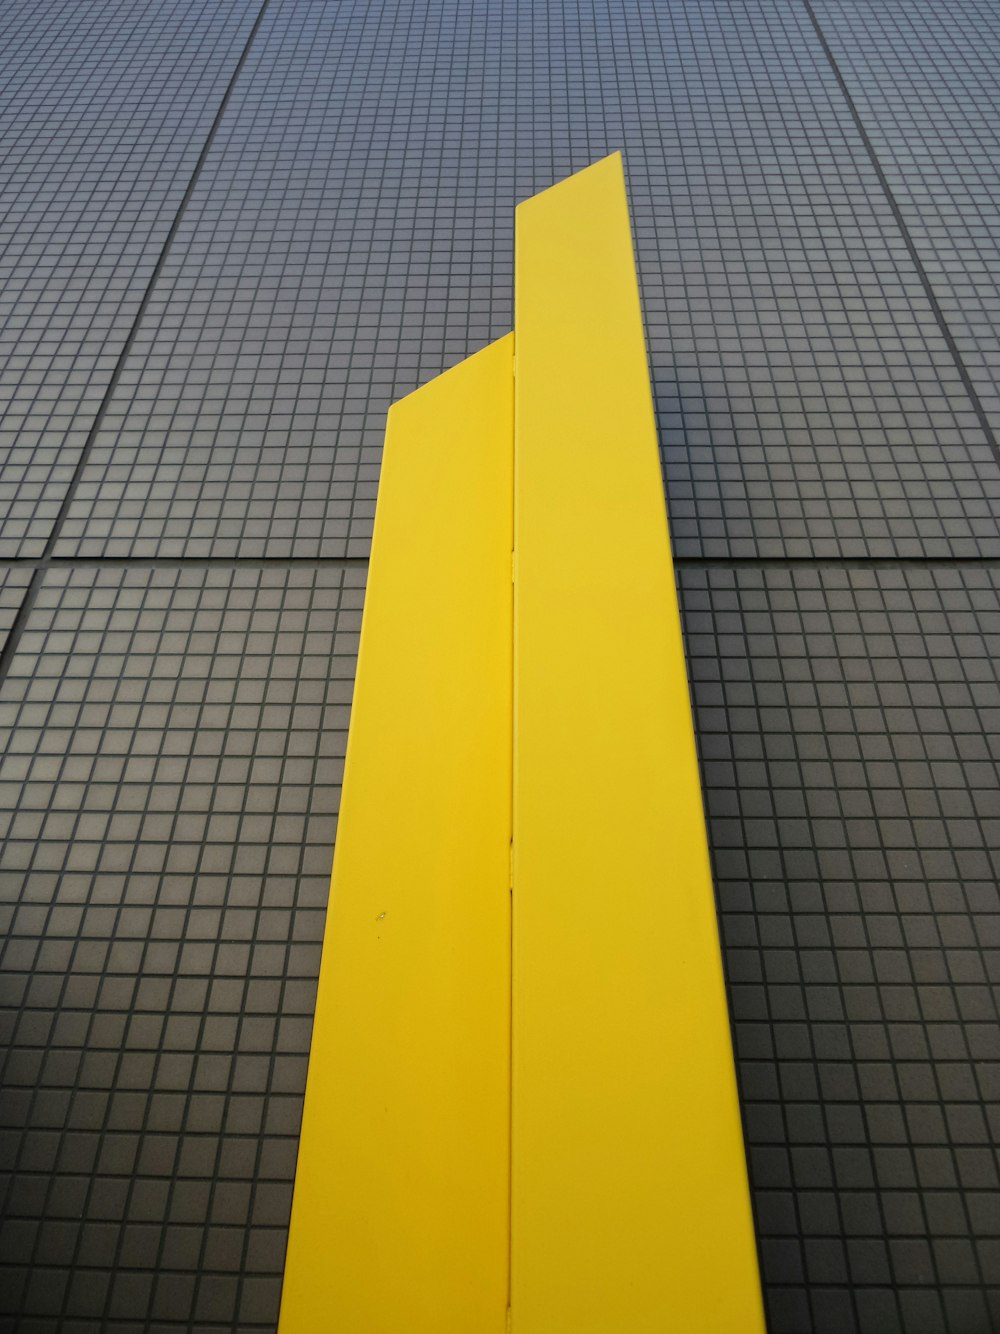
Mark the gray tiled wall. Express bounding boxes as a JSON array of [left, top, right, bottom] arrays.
[[2, 0, 1000, 1330]]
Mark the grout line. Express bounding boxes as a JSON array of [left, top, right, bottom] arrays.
[[1, 554, 371, 571], [2, 553, 999, 573], [672, 553, 1000, 569], [36, 0, 276, 568], [0, 557, 368, 677], [801, 0, 1000, 470]]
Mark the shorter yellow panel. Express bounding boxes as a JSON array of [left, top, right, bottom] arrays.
[[278, 336, 514, 1334]]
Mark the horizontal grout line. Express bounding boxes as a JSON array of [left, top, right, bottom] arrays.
[[1, 555, 371, 572], [673, 554, 1000, 569], [2, 553, 1000, 575]]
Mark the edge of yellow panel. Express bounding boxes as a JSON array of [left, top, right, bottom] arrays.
[[511, 155, 764, 1332], [278, 335, 514, 1334]]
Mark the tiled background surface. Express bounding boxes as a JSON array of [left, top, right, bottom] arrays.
[[1, 0, 999, 1330], [0, 567, 361, 1331], [0, 0, 264, 561], [682, 565, 1000, 1334], [813, 0, 1000, 441]]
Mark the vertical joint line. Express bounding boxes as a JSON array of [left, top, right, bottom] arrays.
[[802, 0, 1000, 469]]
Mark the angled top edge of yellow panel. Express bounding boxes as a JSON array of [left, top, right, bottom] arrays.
[[511, 159, 764, 1333], [387, 332, 515, 424], [279, 334, 514, 1334], [514, 150, 624, 217]]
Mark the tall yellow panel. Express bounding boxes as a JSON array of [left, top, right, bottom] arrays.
[[278, 336, 514, 1334], [511, 155, 764, 1331]]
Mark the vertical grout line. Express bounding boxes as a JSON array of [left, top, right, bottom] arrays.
[[801, 0, 1000, 472], [0, 0, 275, 690]]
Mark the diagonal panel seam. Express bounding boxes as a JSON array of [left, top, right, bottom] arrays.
[[802, 0, 1000, 475], [0, 0, 275, 689]]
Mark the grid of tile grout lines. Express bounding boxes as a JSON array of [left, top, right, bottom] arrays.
[[0, 1, 999, 1332]]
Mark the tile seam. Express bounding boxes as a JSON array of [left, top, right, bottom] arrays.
[[2, 555, 1000, 573], [0, 556, 372, 571]]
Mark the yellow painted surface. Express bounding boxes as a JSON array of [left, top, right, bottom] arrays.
[[511, 154, 764, 1332], [278, 336, 514, 1334]]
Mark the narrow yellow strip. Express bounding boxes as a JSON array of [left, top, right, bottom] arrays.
[[511, 155, 764, 1332], [279, 336, 514, 1334]]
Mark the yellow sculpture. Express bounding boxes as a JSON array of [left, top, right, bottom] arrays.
[[279, 154, 764, 1334]]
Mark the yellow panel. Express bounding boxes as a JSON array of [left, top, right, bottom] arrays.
[[511, 155, 764, 1332], [278, 335, 514, 1334]]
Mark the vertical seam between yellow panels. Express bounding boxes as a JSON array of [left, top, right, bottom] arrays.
[[507, 343, 516, 1330]]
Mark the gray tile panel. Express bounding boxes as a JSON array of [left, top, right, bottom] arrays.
[[0, 0, 262, 559], [811, 0, 1000, 442], [0, 566, 362, 1331], [681, 564, 1000, 1334], [52, 0, 1000, 561]]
